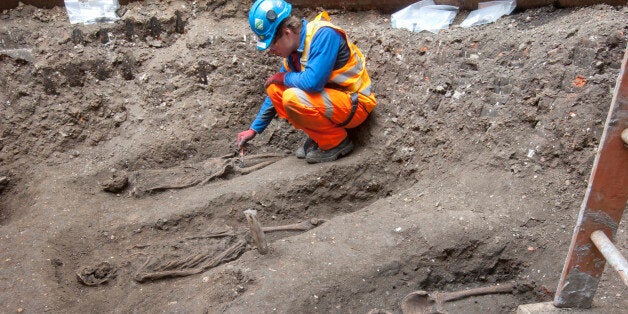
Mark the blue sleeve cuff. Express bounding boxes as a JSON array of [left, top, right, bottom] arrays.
[[250, 96, 276, 134]]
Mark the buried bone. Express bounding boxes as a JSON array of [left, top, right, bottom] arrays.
[[133, 239, 246, 283], [401, 282, 517, 314], [244, 208, 325, 255], [77, 261, 117, 286], [80, 216, 323, 284], [262, 218, 325, 232], [100, 152, 286, 196], [244, 209, 268, 255]]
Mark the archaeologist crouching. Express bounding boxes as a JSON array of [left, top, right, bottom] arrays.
[[236, 0, 377, 163]]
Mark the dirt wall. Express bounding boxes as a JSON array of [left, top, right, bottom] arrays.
[[2, 0, 626, 12], [1, 0, 138, 11], [289, 0, 627, 10]]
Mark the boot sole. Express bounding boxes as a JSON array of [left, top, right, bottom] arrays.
[[306, 141, 354, 164]]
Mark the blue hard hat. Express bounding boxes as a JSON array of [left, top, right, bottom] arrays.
[[248, 0, 292, 51]]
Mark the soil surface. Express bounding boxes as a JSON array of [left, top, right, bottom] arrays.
[[1, 1, 627, 313]]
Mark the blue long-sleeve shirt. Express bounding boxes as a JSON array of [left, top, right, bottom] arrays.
[[250, 19, 348, 134]]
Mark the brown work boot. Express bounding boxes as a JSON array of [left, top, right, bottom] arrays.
[[295, 137, 317, 159], [305, 137, 354, 164]]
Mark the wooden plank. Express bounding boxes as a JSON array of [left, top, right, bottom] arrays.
[[554, 48, 628, 308], [0, 0, 18, 11], [21, 0, 64, 9]]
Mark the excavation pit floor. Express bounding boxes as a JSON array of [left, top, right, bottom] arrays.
[[0, 1, 626, 313]]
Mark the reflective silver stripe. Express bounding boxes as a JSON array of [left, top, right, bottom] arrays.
[[292, 88, 313, 108], [333, 63, 362, 83], [360, 83, 372, 96], [332, 54, 364, 83], [321, 90, 334, 119]]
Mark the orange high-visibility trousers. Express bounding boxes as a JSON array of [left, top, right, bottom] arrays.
[[266, 84, 373, 150]]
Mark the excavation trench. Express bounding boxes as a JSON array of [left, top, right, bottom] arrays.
[[39, 155, 416, 312], [1, 1, 626, 313], [46, 189, 532, 312]]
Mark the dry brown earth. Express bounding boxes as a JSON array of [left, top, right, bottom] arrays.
[[0, 1, 626, 313]]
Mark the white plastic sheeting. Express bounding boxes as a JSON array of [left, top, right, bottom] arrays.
[[460, 0, 517, 28], [64, 0, 120, 25], [391, 0, 459, 34], [392, 0, 518, 33]]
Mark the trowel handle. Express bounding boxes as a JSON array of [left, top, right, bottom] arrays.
[[440, 282, 515, 302]]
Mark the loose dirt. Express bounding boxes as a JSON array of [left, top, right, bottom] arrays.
[[0, 1, 626, 313]]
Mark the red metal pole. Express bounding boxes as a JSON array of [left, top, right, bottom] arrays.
[[554, 47, 628, 308]]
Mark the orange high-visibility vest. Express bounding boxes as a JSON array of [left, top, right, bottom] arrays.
[[283, 11, 376, 113]]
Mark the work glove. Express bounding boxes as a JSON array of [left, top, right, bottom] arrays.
[[265, 72, 286, 88], [236, 129, 256, 148]]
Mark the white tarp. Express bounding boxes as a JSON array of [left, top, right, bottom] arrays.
[[64, 0, 120, 25], [460, 0, 517, 28], [391, 0, 459, 34]]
